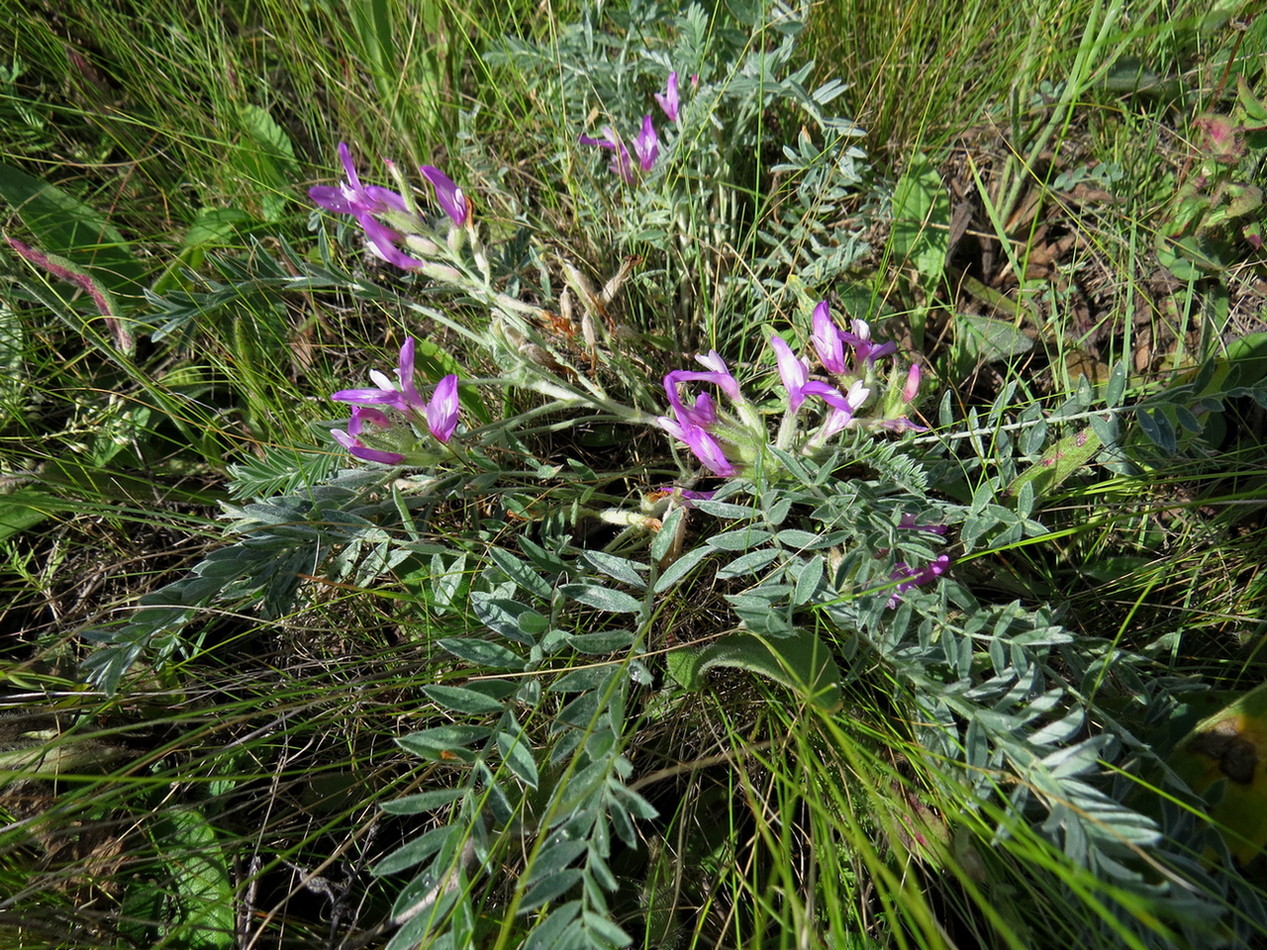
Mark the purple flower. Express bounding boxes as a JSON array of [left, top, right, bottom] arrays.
[[360, 214, 425, 269], [818, 380, 870, 439], [655, 72, 680, 122], [902, 363, 921, 403], [658, 414, 736, 476], [887, 554, 952, 608], [310, 143, 423, 269], [770, 335, 840, 411], [332, 406, 406, 465], [419, 165, 472, 227], [332, 337, 460, 444], [811, 300, 847, 375], [579, 127, 633, 183], [632, 115, 659, 171], [840, 318, 897, 365], [309, 142, 409, 217], [424, 373, 460, 443]]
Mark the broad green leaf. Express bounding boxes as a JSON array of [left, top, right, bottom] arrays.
[[956, 312, 1035, 362], [155, 809, 234, 949], [0, 489, 66, 542], [1170, 681, 1267, 863], [235, 103, 299, 222], [1004, 426, 1102, 501], [0, 162, 145, 296], [891, 154, 950, 282], [666, 628, 842, 711]]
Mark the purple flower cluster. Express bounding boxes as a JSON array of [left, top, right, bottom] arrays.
[[883, 514, 951, 606], [579, 72, 679, 183], [309, 143, 470, 269], [887, 554, 951, 608], [658, 299, 924, 476], [330, 337, 459, 464], [657, 350, 741, 476]]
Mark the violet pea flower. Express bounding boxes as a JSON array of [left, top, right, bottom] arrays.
[[332, 406, 406, 465], [424, 374, 460, 443], [309, 142, 410, 218], [771, 335, 840, 412], [888, 554, 952, 608], [902, 363, 921, 403], [693, 351, 741, 399], [655, 72, 680, 122], [840, 318, 897, 365], [332, 339, 417, 412], [359, 215, 425, 269], [811, 300, 847, 375], [658, 415, 736, 477], [632, 115, 659, 172], [818, 380, 870, 440], [663, 382, 718, 429], [310, 143, 423, 269], [419, 165, 472, 227], [332, 337, 461, 443], [579, 127, 633, 183]]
